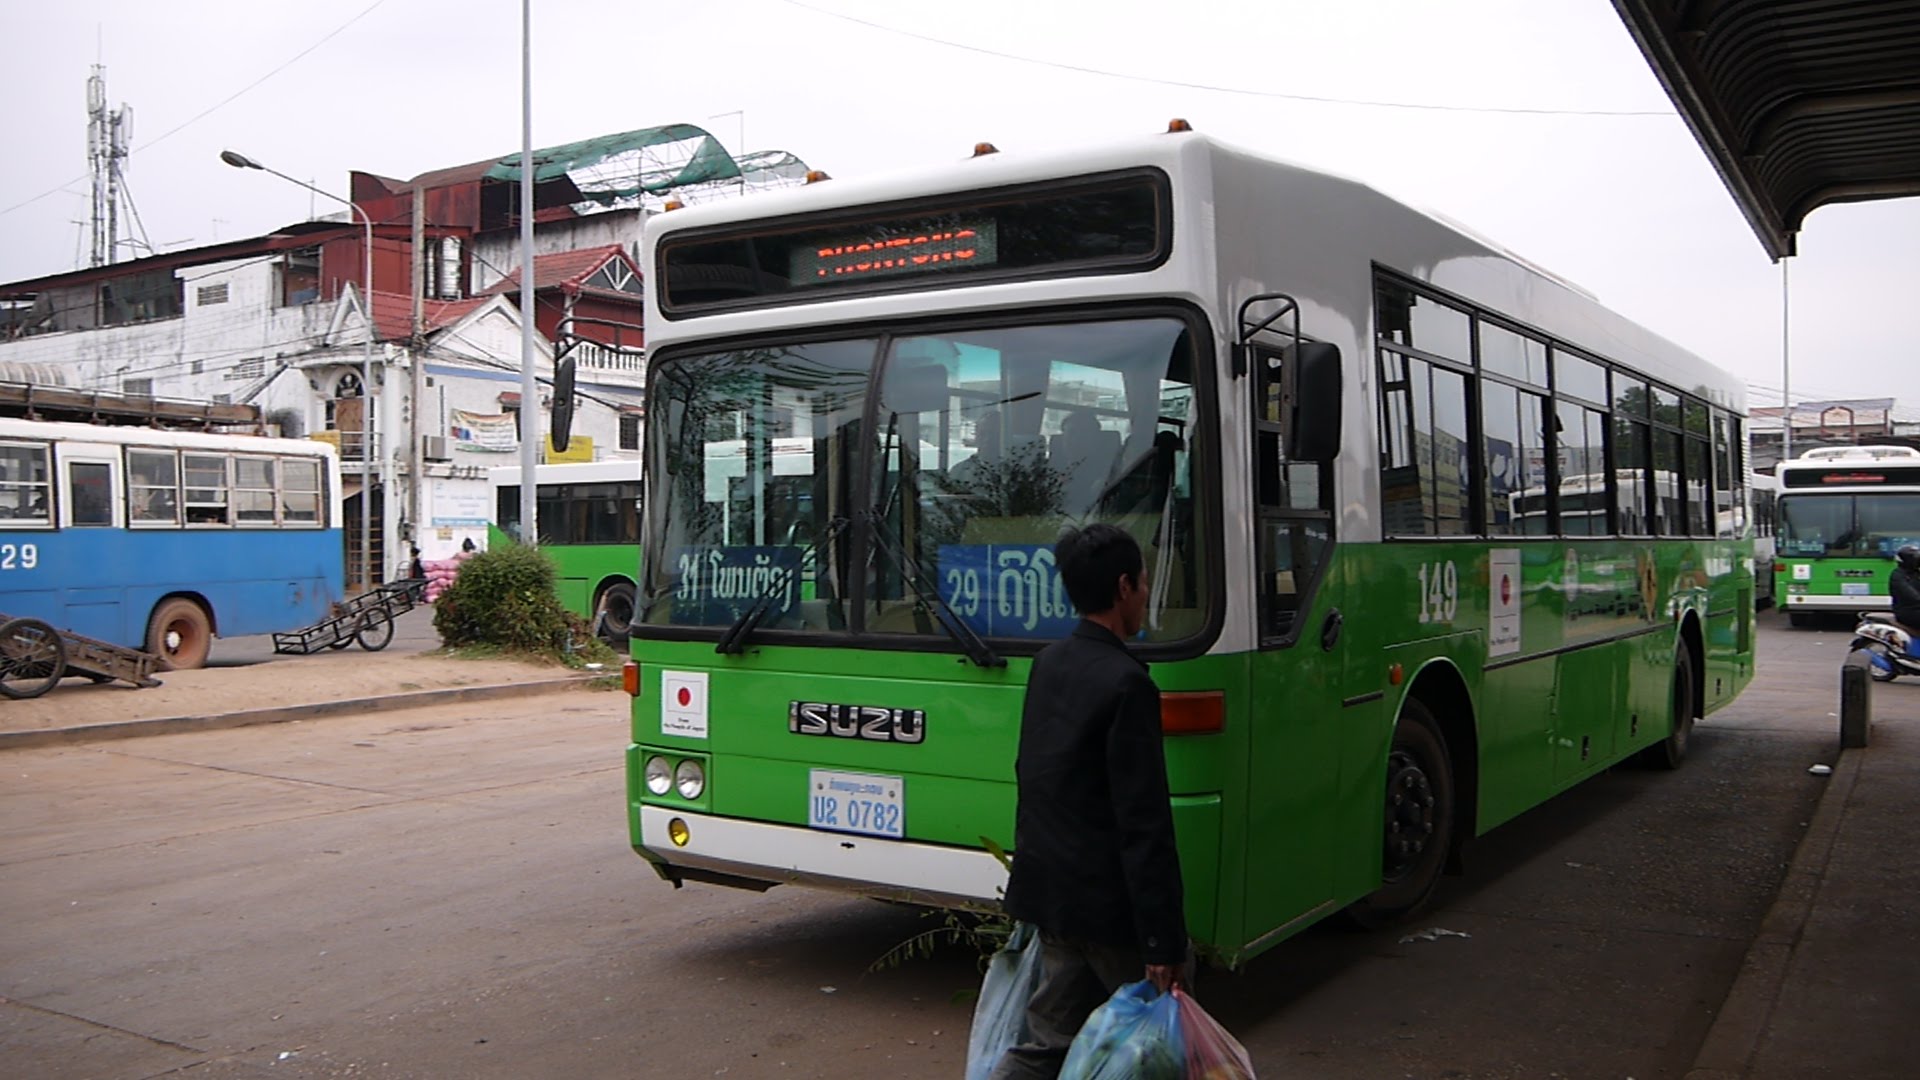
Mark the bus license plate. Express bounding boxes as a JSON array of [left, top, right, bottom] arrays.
[[808, 769, 904, 840], [1843, 582, 1870, 596]]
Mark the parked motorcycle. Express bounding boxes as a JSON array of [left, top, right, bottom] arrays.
[[1849, 612, 1920, 682]]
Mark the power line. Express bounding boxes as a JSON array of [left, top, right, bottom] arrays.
[[0, 0, 392, 220], [777, 0, 1671, 117]]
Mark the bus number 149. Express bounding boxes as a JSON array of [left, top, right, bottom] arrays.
[[1417, 560, 1459, 625]]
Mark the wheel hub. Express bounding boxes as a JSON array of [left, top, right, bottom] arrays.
[[1384, 748, 1437, 878]]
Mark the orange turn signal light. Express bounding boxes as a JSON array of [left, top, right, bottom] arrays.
[[1160, 691, 1225, 735], [623, 660, 640, 697]]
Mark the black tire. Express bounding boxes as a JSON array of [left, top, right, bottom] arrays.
[[0, 617, 67, 700], [356, 614, 395, 651], [1344, 698, 1455, 929], [1788, 611, 1813, 629], [146, 598, 212, 671], [1641, 646, 1697, 771], [593, 581, 637, 646]]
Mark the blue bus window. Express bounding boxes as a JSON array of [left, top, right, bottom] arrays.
[[69, 462, 114, 527], [1, 442, 51, 524]]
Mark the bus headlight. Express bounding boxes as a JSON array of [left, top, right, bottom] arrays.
[[644, 755, 673, 795], [674, 759, 706, 800]]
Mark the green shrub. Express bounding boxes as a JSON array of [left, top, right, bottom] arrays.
[[433, 544, 576, 656]]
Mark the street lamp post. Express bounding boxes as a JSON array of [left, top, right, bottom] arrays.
[[222, 150, 377, 594]]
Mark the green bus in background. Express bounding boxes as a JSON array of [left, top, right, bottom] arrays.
[[489, 461, 641, 644], [622, 130, 1756, 966], [1774, 446, 1920, 626]]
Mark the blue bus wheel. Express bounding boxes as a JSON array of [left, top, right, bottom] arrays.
[[146, 599, 212, 671]]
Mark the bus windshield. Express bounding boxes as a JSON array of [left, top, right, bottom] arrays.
[[1778, 492, 1920, 558], [640, 314, 1211, 647]]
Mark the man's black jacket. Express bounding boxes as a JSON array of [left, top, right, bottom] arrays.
[[1002, 620, 1186, 964], [1892, 566, 1920, 628]]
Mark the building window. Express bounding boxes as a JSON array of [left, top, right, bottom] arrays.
[[619, 412, 642, 450], [228, 357, 265, 382], [122, 378, 154, 397]]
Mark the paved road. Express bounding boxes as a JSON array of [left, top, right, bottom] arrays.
[[0, 612, 1866, 1078]]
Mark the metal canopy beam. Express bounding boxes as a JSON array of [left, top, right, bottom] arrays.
[[1612, 0, 1920, 260]]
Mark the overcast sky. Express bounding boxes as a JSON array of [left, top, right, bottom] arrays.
[[4, 0, 1912, 408]]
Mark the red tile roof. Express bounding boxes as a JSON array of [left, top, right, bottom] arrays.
[[479, 244, 634, 297], [365, 290, 489, 342]]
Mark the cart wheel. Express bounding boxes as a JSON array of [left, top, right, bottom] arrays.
[[356, 615, 396, 652], [0, 617, 68, 700]]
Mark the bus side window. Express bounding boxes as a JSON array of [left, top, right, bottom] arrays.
[[0, 442, 52, 523], [184, 453, 232, 526], [67, 461, 115, 527], [128, 449, 181, 526]]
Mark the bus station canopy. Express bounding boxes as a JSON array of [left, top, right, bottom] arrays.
[[1612, 0, 1920, 260]]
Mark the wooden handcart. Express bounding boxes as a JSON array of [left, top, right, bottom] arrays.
[[0, 614, 163, 700], [271, 578, 427, 656]]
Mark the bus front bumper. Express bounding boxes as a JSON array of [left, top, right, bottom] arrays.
[[635, 805, 1009, 908]]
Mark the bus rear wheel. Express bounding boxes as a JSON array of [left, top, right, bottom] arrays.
[[1639, 646, 1697, 771], [147, 598, 212, 671], [594, 582, 636, 646], [1345, 698, 1455, 929]]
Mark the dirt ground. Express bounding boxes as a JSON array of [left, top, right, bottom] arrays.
[[1, 649, 595, 734]]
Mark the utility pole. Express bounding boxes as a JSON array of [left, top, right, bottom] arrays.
[[517, 0, 540, 547], [1781, 259, 1792, 464], [409, 186, 426, 550]]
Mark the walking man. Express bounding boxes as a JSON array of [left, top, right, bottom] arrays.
[[991, 523, 1188, 1079]]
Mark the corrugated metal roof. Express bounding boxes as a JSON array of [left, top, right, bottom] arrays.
[[1613, 0, 1920, 259]]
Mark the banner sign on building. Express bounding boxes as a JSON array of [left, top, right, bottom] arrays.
[[450, 410, 518, 453]]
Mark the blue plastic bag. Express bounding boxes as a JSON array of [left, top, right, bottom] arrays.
[[965, 922, 1045, 1080], [1058, 980, 1186, 1080]]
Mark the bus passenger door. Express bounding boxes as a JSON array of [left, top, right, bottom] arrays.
[[59, 450, 124, 642], [1242, 344, 1344, 944]]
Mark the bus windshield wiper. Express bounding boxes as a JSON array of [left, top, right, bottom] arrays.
[[715, 517, 849, 654], [860, 510, 1005, 668]]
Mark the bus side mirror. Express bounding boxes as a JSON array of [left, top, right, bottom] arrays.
[[1283, 341, 1341, 462], [550, 356, 577, 453]]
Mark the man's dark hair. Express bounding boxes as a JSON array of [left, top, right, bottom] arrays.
[[1056, 523, 1143, 614]]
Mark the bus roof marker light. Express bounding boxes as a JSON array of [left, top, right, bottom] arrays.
[[804, 170, 832, 184], [663, 199, 685, 211], [971, 142, 1000, 157], [1166, 118, 1193, 133]]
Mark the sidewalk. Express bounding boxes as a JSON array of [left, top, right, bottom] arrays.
[[1688, 673, 1920, 1079], [0, 644, 606, 750]]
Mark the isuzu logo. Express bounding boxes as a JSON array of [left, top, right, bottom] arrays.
[[789, 701, 926, 744]]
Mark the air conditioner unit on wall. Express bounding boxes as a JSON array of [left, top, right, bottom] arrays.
[[422, 435, 451, 462]]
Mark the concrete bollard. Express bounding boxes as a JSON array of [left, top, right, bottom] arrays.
[[1840, 651, 1874, 749]]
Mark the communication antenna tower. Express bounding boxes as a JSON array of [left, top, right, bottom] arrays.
[[86, 65, 141, 267]]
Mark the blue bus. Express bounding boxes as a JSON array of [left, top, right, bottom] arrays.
[[0, 418, 345, 669]]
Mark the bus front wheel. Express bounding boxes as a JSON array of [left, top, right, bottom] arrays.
[[1345, 698, 1455, 929], [147, 599, 212, 671], [594, 582, 637, 646]]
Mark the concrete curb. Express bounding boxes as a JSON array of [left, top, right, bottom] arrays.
[[0, 676, 605, 752], [1684, 742, 1863, 1080]]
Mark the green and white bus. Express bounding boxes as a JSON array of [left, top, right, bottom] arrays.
[[1774, 446, 1920, 626], [623, 128, 1756, 965], [489, 461, 641, 643]]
